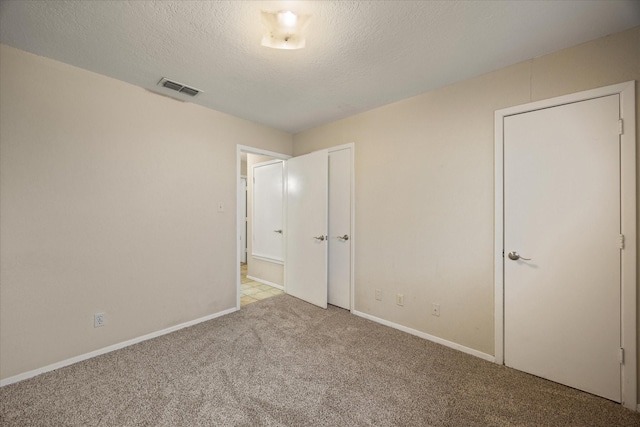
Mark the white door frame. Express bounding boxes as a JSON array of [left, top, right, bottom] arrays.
[[236, 145, 291, 310], [494, 81, 636, 409], [240, 176, 247, 263]]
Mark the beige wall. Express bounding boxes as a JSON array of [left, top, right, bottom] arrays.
[[0, 44, 293, 380], [246, 153, 285, 286], [293, 27, 640, 371]]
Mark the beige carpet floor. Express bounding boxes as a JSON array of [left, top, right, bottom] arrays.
[[1, 294, 639, 426]]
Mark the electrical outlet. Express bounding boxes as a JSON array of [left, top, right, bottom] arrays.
[[94, 312, 105, 328], [396, 294, 404, 306], [432, 303, 440, 317], [375, 289, 382, 301]]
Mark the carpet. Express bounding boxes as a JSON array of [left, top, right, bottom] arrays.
[[1, 294, 639, 426]]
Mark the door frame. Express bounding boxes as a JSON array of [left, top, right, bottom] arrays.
[[236, 145, 291, 310], [240, 176, 247, 263], [494, 81, 636, 409]]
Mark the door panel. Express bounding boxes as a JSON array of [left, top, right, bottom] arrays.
[[504, 95, 621, 401], [252, 160, 284, 261], [285, 150, 328, 308], [328, 149, 351, 309]]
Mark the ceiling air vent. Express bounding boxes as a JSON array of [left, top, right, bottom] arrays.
[[157, 77, 202, 97]]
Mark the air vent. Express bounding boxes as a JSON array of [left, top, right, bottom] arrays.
[[157, 78, 202, 97]]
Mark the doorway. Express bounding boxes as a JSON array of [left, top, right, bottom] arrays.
[[237, 146, 291, 308], [236, 144, 355, 311], [494, 81, 636, 409]]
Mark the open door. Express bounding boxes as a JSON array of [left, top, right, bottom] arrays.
[[285, 150, 329, 308]]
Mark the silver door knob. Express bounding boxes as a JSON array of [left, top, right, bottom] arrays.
[[273, 229, 283, 234], [337, 234, 349, 241], [314, 235, 325, 241], [508, 251, 531, 261]]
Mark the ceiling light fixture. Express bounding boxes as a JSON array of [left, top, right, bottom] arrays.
[[261, 10, 310, 50]]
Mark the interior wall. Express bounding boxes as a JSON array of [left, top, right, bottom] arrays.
[[293, 27, 640, 369], [0, 44, 293, 380], [246, 154, 284, 286]]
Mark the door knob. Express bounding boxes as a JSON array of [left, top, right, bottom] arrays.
[[508, 251, 531, 261], [314, 235, 326, 241], [337, 234, 349, 241], [273, 229, 283, 234]]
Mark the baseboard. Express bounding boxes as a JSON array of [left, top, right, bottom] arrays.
[[246, 275, 284, 291], [352, 310, 495, 363], [0, 306, 238, 387]]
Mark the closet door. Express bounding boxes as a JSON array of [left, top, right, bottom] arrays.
[[328, 148, 351, 309], [285, 150, 329, 308]]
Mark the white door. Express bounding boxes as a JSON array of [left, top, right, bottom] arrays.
[[504, 95, 621, 401], [239, 177, 247, 263], [285, 150, 329, 308], [328, 148, 351, 309], [252, 160, 284, 262]]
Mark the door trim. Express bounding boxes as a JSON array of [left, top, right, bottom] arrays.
[[494, 81, 636, 409], [236, 145, 291, 310], [240, 176, 247, 264]]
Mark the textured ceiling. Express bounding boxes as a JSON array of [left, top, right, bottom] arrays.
[[1, 1, 639, 134]]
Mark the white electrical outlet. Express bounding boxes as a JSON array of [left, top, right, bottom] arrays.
[[94, 312, 105, 328], [396, 294, 404, 306], [375, 289, 382, 301], [432, 303, 440, 317]]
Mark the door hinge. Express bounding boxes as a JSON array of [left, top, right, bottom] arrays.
[[619, 234, 625, 249], [618, 119, 624, 135], [619, 348, 624, 364]]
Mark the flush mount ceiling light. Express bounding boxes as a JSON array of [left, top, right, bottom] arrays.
[[261, 10, 311, 50]]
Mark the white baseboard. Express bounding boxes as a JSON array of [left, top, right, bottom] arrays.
[[0, 306, 238, 387], [246, 275, 284, 291], [352, 310, 495, 363]]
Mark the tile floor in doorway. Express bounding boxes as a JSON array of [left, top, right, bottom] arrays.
[[240, 263, 284, 306]]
